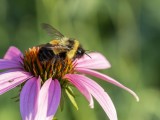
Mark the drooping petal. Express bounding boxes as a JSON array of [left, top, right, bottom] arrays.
[[0, 76, 31, 95], [75, 52, 111, 69], [0, 69, 30, 84], [65, 74, 94, 108], [34, 79, 61, 120], [0, 59, 22, 70], [4, 46, 23, 61], [66, 74, 117, 120], [20, 77, 40, 120], [76, 68, 139, 102]]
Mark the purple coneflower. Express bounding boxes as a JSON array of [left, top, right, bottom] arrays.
[[0, 46, 139, 120]]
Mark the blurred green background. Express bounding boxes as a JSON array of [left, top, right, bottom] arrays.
[[0, 0, 160, 120]]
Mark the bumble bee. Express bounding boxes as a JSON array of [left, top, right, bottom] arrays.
[[37, 23, 86, 62]]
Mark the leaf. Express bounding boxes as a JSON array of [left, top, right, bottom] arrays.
[[53, 117, 58, 120], [60, 89, 65, 111], [65, 87, 79, 110], [66, 86, 75, 98]]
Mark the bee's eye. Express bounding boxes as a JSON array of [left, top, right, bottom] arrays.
[[77, 49, 82, 54]]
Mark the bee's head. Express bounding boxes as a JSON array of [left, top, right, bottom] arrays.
[[75, 46, 85, 59]]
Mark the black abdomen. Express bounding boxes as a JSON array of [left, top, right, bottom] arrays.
[[38, 47, 67, 62], [38, 47, 55, 62]]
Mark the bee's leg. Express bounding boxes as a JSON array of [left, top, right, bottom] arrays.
[[51, 58, 56, 65], [51, 55, 60, 64], [56, 55, 66, 67], [58, 52, 66, 64]]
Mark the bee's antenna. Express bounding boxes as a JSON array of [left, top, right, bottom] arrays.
[[85, 53, 92, 59]]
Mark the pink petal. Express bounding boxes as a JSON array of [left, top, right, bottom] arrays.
[[0, 59, 22, 70], [34, 79, 61, 120], [75, 52, 111, 69], [65, 74, 94, 108], [76, 68, 139, 102], [0, 69, 30, 84], [4, 46, 23, 61], [20, 77, 40, 120], [66, 74, 117, 120], [0, 76, 31, 95]]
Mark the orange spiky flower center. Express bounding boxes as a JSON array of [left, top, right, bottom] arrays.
[[23, 47, 75, 85]]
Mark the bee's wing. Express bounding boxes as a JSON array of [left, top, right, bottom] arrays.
[[42, 23, 64, 40], [37, 43, 70, 50], [46, 45, 70, 51]]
